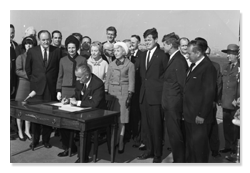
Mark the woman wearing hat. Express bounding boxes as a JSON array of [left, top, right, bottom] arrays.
[[56, 35, 87, 100], [87, 42, 108, 82], [56, 35, 87, 157], [105, 42, 135, 153], [15, 35, 37, 141]]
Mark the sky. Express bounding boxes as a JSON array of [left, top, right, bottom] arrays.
[[10, 10, 240, 52]]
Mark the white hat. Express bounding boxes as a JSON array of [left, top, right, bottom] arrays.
[[24, 26, 36, 37], [114, 42, 128, 55]]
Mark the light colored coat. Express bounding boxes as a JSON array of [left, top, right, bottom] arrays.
[[105, 58, 135, 123]]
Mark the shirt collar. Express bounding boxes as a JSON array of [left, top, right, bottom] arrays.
[[40, 45, 49, 52], [193, 56, 205, 70], [133, 49, 138, 56], [85, 75, 92, 88], [169, 50, 179, 61], [149, 45, 157, 55]]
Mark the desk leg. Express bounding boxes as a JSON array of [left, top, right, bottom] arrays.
[[111, 122, 118, 163], [79, 130, 87, 163]]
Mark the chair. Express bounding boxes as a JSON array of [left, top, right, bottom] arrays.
[[68, 93, 116, 162], [92, 94, 116, 162]]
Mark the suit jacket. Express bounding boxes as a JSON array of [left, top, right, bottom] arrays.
[[211, 61, 222, 104], [139, 47, 169, 105], [183, 57, 217, 123], [10, 46, 17, 97], [162, 50, 188, 113], [221, 62, 240, 110], [25, 45, 62, 99], [15, 44, 25, 58], [74, 74, 106, 109]]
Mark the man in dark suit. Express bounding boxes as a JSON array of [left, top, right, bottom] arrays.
[[219, 44, 240, 156], [129, 34, 144, 148], [10, 24, 18, 50], [51, 30, 67, 57], [25, 30, 62, 149], [60, 64, 106, 162], [137, 28, 169, 163], [205, 46, 222, 158], [102, 42, 116, 64], [183, 39, 217, 163], [161, 32, 188, 163]]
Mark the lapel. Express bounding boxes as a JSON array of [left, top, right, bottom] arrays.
[[186, 57, 206, 82], [147, 48, 158, 71], [46, 45, 54, 70], [37, 46, 46, 69], [167, 52, 177, 68], [114, 58, 129, 69], [82, 75, 93, 100], [228, 63, 239, 75]]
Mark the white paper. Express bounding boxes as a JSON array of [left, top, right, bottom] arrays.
[[50, 102, 91, 112]]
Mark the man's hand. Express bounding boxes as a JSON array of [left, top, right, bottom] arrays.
[[126, 92, 133, 109], [57, 92, 62, 101], [69, 98, 77, 106], [61, 97, 69, 105], [195, 116, 204, 125]]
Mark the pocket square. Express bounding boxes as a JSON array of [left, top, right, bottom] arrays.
[[193, 77, 197, 79], [88, 96, 92, 99]]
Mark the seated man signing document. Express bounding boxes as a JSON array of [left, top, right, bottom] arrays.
[[58, 63, 106, 162]]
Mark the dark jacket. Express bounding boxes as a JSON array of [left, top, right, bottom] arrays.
[[162, 50, 188, 113], [25, 45, 62, 99], [183, 57, 217, 123], [139, 47, 169, 105], [74, 74, 106, 109]]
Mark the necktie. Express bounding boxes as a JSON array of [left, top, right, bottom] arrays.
[[81, 84, 87, 95], [146, 50, 151, 69], [187, 63, 196, 76], [44, 48, 48, 67], [231, 63, 235, 71]]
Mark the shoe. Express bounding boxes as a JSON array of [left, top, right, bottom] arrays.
[[29, 142, 38, 149], [132, 144, 139, 148], [118, 148, 124, 154], [24, 132, 32, 140], [75, 158, 80, 163], [153, 157, 162, 163], [58, 149, 77, 157], [18, 135, 26, 141], [219, 148, 232, 153], [139, 145, 146, 151], [212, 151, 221, 158], [43, 142, 52, 148], [137, 152, 154, 160]]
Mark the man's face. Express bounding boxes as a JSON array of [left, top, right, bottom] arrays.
[[187, 45, 199, 63], [52, 33, 62, 47], [227, 53, 238, 64], [144, 35, 157, 50], [75, 70, 89, 84], [10, 27, 15, 41], [205, 48, 211, 57], [179, 39, 189, 55], [106, 30, 116, 42], [130, 37, 139, 51], [82, 38, 91, 46], [125, 42, 132, 55], [162, 41, 171, 53], [39, 32, 51, 49]]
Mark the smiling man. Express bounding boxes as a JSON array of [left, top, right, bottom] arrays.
[[137, 28, 169, 163], [102, 26, 117, 45]]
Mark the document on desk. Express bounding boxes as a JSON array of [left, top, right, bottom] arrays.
[[50, 102, 91, 112]]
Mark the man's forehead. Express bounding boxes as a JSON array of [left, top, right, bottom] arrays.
[[104, 43, 113, 49], [180, 39, 188, 45]]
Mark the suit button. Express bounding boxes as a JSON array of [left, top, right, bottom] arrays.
[[145, 79, 147, 81]]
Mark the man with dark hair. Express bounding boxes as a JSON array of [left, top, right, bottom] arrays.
[[205, 46, 222, 158], [25, 30, 62, 149], [161, 32, 188, 163], [102, 26, 117, 44], [51, 30, 67, 56], [179, 37, 191, 66], [137, 28, 169, 163], [10, 24, 18, 50], [183, 39, 217, 162], [129, 34, 144, 149], [80, 36, 92, 59]]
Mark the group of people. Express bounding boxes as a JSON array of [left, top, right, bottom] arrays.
[[10, 24, 240, 163]]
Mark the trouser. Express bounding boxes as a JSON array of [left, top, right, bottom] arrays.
[[30, 84, 54, 144], [129, 94, 142, 146], [164, 110, 186, 163], [60, 128, 77, 151], [185, 121, 211, 163], [209, 105, 220, 152], [140, 97, 163, 157], [222, 108, 240, 151]]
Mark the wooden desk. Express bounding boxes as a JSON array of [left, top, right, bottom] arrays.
[[10, 101, 119, 163]]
